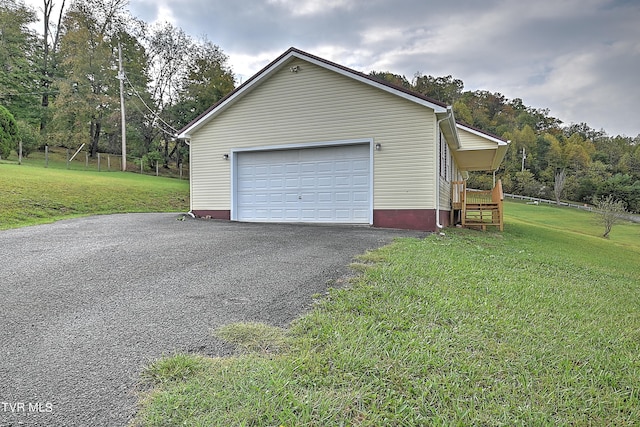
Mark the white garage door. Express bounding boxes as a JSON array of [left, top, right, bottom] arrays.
[[236, 144, 371, 223]]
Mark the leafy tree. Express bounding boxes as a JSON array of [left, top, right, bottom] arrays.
[[452, 100, 473, 125], [619, 145, 640, 178], [174, 40, 234, 127], [503, 170, 542, 197], [573, 161, 610, 203], [368, 71, 411, 89], [0, 104, 18, 158], [596, 174, 640, 213], [412, 74, 463, 105], [563, 133, 594, 172], [0, 1, 40, 123], [503, 125, 538, 174], [16, 120, 40, 157], [593, 195, 627, 238], [52, 0, 128, 156]]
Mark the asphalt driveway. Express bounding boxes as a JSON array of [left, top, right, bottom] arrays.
[[0, 214, 423, 426]]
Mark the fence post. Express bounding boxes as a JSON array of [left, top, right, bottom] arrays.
[[98, 153, 101, 172], [179, 162, 183, 180], [45, 145, 48, 168], [155, 161, 159, 176], [18, 140, 23, 165], [66, 148, 70, 169], [108, 155, 111, 171], [140, 158, 143, 174], [85, 152, 89, 169]]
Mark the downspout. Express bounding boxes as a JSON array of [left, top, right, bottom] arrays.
[[180, 136, 196, 218], [435, 107, 455, 231]]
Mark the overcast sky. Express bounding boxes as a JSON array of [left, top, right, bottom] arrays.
[[27, 0, 640, 137]]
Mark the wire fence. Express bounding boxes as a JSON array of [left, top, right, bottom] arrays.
[[504, 193, 594, 210], [3, 145, 188, 180]]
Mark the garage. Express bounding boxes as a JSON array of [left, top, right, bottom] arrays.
[[234, 143, 371, 224]]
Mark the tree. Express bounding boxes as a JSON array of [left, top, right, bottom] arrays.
[[174, 40, 234, 127], [16, 119, 39, 157], [554, 169, 566, 205], [0, 104, 18, 158], [368, 71, 411, 89], [52, 0, 128, 156], [0, 1, 40, 123], [593, 195, 627, 238], [139, 21, 192, 166], [168, 39, 234, 166], [412, 74, 463, 105], [40, 0, 66, 132]]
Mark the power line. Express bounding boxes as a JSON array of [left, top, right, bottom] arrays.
[[0, 90, 59, 97], [122, 74, 179, 135]]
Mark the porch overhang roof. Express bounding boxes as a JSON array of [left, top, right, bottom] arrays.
[[450, 123, 510, 172], [453, 143, 509, 171]]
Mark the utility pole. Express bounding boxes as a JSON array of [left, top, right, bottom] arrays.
[[521, 147, 527, 172], [118, 42, 127, 171]]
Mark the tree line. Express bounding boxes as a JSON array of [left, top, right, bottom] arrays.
[[0, 0, 234, 168], [2, 0, 639, 212]]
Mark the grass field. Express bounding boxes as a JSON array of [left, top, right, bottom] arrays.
[[133, 201, 640, 426], [0, 162, 189, 230]]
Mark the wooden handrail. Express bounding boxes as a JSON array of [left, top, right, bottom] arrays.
[[492, 179, 503, 203], [452, 179, 504, 231]]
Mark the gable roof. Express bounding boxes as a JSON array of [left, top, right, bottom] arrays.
[[177, 47, 449, 139], [177, 46, 509, 171]]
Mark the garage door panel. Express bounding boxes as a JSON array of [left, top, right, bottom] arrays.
[[285, 193, 299, 203], [317, 192, 332, 203], [335, 192, 351, 203], [335, 176, 351, 186], [237, 144, 370, 223], [353, 175, 369, 186], [317, 162, 333, 174], [285, 164, 299, 173], [285, 178, 298, 188], [353, 159, 369, 171], [269, 193, 284, 203], [285, 209, 300, 220], [353, 209, 370, 220], [317, 176, 332, 188], [300, 176, 316, 189], [353, 191, 369, 202]]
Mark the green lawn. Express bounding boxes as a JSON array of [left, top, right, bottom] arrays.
[[0, 163, 189, 230], [133, 202, 640, 426]]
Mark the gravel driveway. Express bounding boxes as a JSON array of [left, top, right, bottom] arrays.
[[0, 214, 423, 426]]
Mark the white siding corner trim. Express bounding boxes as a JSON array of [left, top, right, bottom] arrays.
[[230, 139, 374, 224]]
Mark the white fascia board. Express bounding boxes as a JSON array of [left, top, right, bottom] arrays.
[[456, 123, 508, 145]]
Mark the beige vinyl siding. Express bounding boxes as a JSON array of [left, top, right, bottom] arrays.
[[190, 58, 437, 212], [458, 127, 499, 150]]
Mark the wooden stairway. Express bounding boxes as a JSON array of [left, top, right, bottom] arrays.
[[451, 180, 504, 231]]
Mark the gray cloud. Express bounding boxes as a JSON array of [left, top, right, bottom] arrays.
[[129, 0, 640, 136]]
